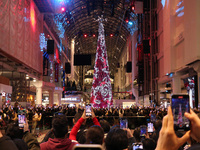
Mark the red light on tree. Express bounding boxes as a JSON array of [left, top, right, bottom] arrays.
[[110, 34, 113, 37], [125, 19, 129, 23], [84, 34, 87, 38], [61, 7, 65, 12], [131, 6, 135, 11], [93, 34, 96, 37]]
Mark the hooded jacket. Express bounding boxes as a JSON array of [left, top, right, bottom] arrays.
[[40, 137, 77, 150]]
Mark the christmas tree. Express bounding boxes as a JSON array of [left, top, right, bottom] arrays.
[[90, 17, 113, 108]]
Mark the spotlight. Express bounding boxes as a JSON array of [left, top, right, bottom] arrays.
[[128, 21, 133, 26]]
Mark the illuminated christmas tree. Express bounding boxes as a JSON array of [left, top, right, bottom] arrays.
[[178, 104, 183, 126], [90, 17, 113, 108]]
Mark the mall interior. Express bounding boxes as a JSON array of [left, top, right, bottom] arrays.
[[0, 0, 200, 108], [1, 0, 200, 150]]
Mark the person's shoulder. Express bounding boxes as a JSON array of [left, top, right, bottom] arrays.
[[40, 140, 48, 150], [0, 136, 18, 150]]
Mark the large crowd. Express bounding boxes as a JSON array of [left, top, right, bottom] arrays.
[[0, 102, 200, 150]]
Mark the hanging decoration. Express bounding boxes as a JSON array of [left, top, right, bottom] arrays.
[[90, 16, 113, 108]]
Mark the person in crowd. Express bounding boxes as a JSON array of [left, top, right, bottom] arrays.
[[151, 119, 162, 143], [69, 108, 100, 142], [142, 138, 156, 150], [6, 123, 28, 150], [100, 119, 110, 138], [155, 107, 200, 150], [32, 110, 42, 134], [0, 129, 18, 150], [40, 114, 77, 150], [85, 125, 104, 145], [133, 127, 142, 143], [105, 128, 129, 150]]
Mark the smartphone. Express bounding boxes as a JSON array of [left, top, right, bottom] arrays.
[[133, 143, 143, 150], [18, 114, 26, 128], [140, 126, 146, 136], [150, 113, 156, 122], [147, 122, 154, 133], [85, 104, 92, 117], [120, 118, 128, 129], [171, 94, 190, 130], [72, 144, 103, 150]]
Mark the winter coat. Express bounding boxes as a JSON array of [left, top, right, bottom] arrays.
[[0, 136, 18, 150], [40, 138, 77, 150]]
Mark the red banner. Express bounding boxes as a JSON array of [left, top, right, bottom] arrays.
[[55, 62, 59, 82]]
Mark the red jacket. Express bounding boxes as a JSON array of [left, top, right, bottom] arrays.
[[40, 138, 77, 150], [69, 117, 100, 141]]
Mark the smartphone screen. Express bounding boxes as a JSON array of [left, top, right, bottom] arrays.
[[171, 94, 190, 130], [18, 114, 26, 128], [133, 144, 143, 150], [85, 105, 91, 116], [120, 119, 128, 129], [147, 123, 154, 133], [150, 114, 156, 122], [140, 126, 146, 136]]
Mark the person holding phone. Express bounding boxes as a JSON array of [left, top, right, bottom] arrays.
[[69, 107, 100, 142], [155, 107, 190, 150], [0, 129, 18, 150], [40, 114, 77, 150]]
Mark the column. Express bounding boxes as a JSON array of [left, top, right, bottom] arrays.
[[49, 90, 54, 106], [32, 81, 43, 106], [172, 73, 181, 94], [197, 72, 200, 108], [36, 87, 42, 105], [157, 83, 161, 106], [58, 92, 62, 105], [190, 61, 200, 108]]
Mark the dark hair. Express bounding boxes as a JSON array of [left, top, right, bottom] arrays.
[[6, 123, 23, 139], [100, 120, 110, 133], [154, 119, 162, 130], [74, 112, 82, 123], [133, 127, 141, 142], [86, 125, 104, 145], [52, 115, 68, 138], [142, 138, 156, 150], [105, 128, 128, 150]]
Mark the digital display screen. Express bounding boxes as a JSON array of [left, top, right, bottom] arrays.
[[133, 144, 143, 150], [150, 114, 156, 122], [140, 126, 146, 136], [147, 123, 154, 132], [18, 114, 26, 128], [86, 105, 91, 116]]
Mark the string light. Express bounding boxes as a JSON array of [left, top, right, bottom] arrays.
[[39, 33, 47, 51]]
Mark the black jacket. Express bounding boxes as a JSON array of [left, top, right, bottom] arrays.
[[0, 136, 18, 150], [13, 138, 28, 150]]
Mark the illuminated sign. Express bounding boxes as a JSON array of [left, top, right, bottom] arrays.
[[61, 98, 80, 102]]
